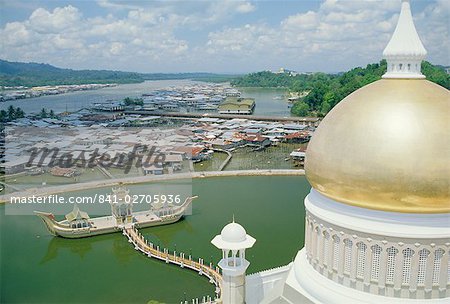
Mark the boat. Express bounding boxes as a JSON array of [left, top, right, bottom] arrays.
[[35, 185, 197, 239]]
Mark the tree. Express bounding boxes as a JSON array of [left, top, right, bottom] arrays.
[[422, 61, 450, 89], [320, 100, 332, 115], [7, 105, 15, 121], [0, 110, 7, 122], [15, 107, 25, 118], [49, 109, 55, 118], [123, 97, 134, 106], [40, 108, 48, 118], [291, 101, 310, 117], [123, 97, 144, 106]]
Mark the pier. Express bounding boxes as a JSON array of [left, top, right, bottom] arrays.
[[125, 110, 320, 126], [213, 149, 232, 171], [122, 225, 222, 303]]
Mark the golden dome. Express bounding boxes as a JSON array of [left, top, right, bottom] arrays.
[[305, 79, 450, 213]]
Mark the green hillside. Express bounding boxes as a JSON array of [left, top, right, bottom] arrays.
[[0, 59, 236, 87], [231, 60, 449, 116]]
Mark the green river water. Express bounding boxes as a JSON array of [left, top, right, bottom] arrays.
[[1, 175, 310, 303]]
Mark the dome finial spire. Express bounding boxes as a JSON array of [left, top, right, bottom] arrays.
[[382, 0, 427, 79]]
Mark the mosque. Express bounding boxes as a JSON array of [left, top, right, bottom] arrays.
[[210, 1, 450, 303]]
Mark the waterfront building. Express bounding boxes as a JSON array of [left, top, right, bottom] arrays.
[[213, 1, 450, 303], [92, 101, 124, 112], [218, 97, 256, 114]]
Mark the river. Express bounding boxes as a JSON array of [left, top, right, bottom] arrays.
[[1, 175, 310, 303], [0, 80, 292, 117]]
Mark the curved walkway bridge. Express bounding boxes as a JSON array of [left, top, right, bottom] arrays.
[[122, 225, 222, 304]]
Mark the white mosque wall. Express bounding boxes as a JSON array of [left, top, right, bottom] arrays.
[[245, 264, 292, 304], [304, 190, 450, 299]]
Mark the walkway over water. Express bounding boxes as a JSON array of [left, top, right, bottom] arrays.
[[122, 225, 222, 303], [125, 110, 320, 125]]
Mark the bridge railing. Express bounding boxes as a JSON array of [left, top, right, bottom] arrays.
[[123, 226, 222, 303]]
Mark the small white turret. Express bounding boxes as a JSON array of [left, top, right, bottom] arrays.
[[382, 0, 427, 79], [211, 219, 256, 304]]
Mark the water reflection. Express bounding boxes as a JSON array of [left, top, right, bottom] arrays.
[[41, 217, 194, 265], [40, 236, 93, 264]]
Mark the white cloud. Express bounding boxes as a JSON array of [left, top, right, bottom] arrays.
[[236, 2, 256, 14], [29, 5, 81, 33], [0, 4, 191, 71], [204, 0, 449, 72]]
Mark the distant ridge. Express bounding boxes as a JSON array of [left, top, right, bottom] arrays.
[[0, 59, 237, 87]]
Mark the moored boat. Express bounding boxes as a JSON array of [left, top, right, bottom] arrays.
[[35, 185, 197, 238]]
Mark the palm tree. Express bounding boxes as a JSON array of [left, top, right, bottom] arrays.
[[15, 107, 25, 118], [40, 108, 48, 118], [0, 110, 7, 122], [7, 105, 15, 121]]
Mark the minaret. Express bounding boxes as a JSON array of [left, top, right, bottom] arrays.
[[211, 220, 256, 304], [382, 0, 427, 79]]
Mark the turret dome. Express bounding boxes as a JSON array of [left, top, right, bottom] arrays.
[[221, 222, 247, 243]]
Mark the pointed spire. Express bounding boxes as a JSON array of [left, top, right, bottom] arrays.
[[382, 0, 427, 79]]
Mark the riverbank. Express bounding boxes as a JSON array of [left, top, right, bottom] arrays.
[[0, 169, 305, 203]]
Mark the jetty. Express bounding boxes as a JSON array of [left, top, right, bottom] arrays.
[[125, 110, 320, 125]]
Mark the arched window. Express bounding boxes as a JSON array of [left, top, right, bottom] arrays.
[[448, 251, 450, 284], [344, 239, 353, 274], [306, 220, 312, 255], [399, 63, 403, 71], [307, 222, 313, 254], [356, 242, 367, 278], [386, 246, 398, 284], [313, 226, 319, 258], [402, 248, 415, 284], [323, 231, 330, 266], [418, 249, 430, 285], [332, 235, 340, 270], [371, 245, 382, 281], [315, 227, 321, 260], [432, 249, 444, 284]]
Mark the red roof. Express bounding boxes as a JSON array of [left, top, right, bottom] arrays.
[[245, 134, 268, 142], [174, 146, 205, 157], [284, 132, 309, 139]]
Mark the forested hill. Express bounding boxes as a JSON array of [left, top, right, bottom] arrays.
[[232, 60, 449, 116], [0, 59, 145, 86], [0, 59, 236, 87]]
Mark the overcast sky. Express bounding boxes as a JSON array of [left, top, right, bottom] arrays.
[[0, 0, 448, 73]]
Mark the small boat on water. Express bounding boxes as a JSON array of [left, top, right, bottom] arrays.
[[35, 185, 196, 239]]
